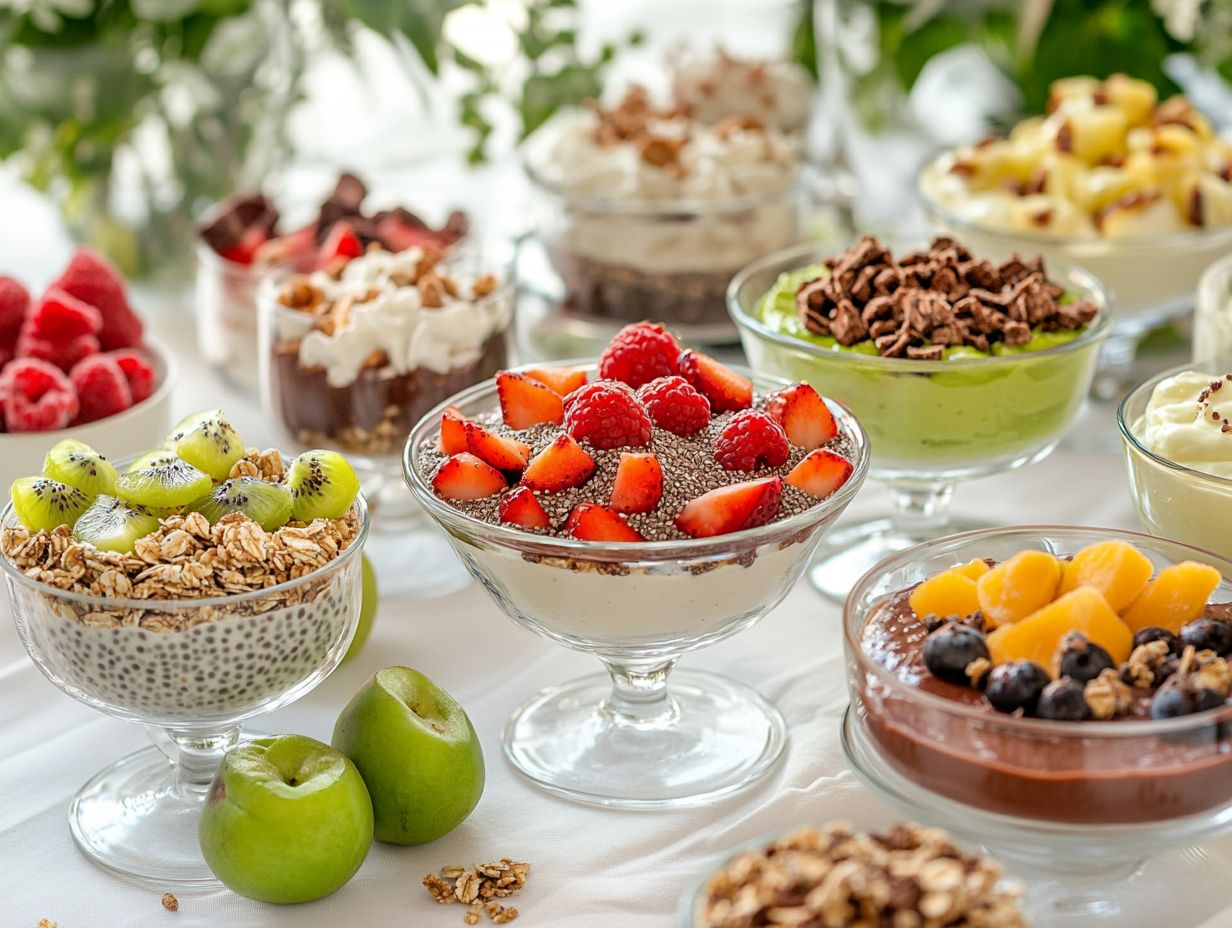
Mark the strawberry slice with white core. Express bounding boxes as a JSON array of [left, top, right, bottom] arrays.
[[786, 449, 853, 499], [675, 476, 783, 538], [677, 349, 752, 413], [766, 382, 838, 451], [564, 503, 644, 542], [464, 421, 531, 471], [609, 452, 663, 514], [521, 434, 596, 492], [524, 366, 588, 397], [438, 405, 469, 454], [432, 453, 507, 500], [498, 486, 551, 529], [496, 371, 565, 429]]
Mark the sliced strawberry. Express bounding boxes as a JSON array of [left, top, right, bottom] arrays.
[[766, 382, 837, 451], [564, 503, 644, 542], [786, 449, 853, 499], [677, 349, 752, 413], [318, 221, 363, 264], [498, 486, 551, 530], [464, 421, 531, 471], [610, 452, 663, 514], [497, 371, 565, 429], [525, 366, 588, 396], [438, 405, 469, 454], [675, 476, 783, 538], [218, 226, 271, 265], [431, 453, 507, 500], [521, 434, 596, 492]]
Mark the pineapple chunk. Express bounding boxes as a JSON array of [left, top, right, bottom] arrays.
[[987, 587, 1134, 675], [1103, 74, 1157, 126], [1059, 107, 1130, 165]]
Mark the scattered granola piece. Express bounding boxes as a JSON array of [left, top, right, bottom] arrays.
[[161, 892, 179, 912], [422, 859, 532, 923]]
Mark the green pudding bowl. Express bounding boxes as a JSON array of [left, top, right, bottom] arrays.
[[728, 242, 1110, 600]]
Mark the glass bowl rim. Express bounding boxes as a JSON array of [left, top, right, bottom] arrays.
[[402, 360, 871, 561], [917, 153, 1232, 251], [1117, 356, 1232, 492], [844, 522, 1232, 737], [0, 461, 370, 610], [726, 241, 1112, 372]]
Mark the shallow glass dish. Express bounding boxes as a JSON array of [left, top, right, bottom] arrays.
[[403, 363, 870, 809]]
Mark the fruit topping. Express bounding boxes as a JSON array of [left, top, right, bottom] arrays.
[[597, 322, 680, 389], [319, 221, 364, 263], [922, 621, 990, 686], [563, 381, 653, 450], [1, 359, 79, 432], [463, 421, 532, 471], [10, 476, 92, 531], [163, 409, 245, 481], [984, 660, 1051, 714], [954, 558, 991, 580], [432, 452, 505, 500], [675, 476, 783, 539], [1180, 618, 1232, 657], [1151, 676, 1225, 719], [765, 382, 837, 450], [609, 452, 663, 514], [1056, 632, 1115, 685], [635, 375, 711, 436], [43, 439, 118, 498], [909, 569, 981, 622], [986, 587, 1133, 674], [51, 248, 143, 350], [69, 354, 132, 424], [1035, 678, 1091, 721], [498, 486, 551, 530], [72, 494, 160, 553], [189, 477, 294, 532], [0, 276, 29, 348], [109, 349, 156, 404], [24, 288, 102, 342], [1132, 626, 1181, 656], [288, 450, 362, 520], [496, 371, 565, 429], [1058, 539, 1153, 612], [714, 410, 789, 472], [438, 406, 469, 455], [785, 449, 854, 500], [976, 550, 1061, 628], [563, 503, 644, 542], [520, 435, 596, 493], [524, 366, 588, 396], [677, 349, 752, 413], [115, 455, 213, 510], [1121, 561, 1222, 633]]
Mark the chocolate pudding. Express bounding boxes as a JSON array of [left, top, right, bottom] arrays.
[[857, 589, 1232, 824]]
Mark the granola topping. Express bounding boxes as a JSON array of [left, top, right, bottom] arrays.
[[423, 858, 530, 924]]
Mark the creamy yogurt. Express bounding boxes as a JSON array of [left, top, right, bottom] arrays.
[[670, 50, 813, 133], [1143, 371, 1232, 478]]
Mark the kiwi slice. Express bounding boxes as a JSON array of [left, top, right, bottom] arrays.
[[43, 439, 119, 498], [73, 495, 160, 553], [164, 409, 244, 481], [188, 477, 293, 532], [10, 477, 92, 531], [115, 456, 213, 510], [287, 450, 360, 522], [126, 450, 178, 473]]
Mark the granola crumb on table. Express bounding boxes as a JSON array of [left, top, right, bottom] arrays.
[[161, 892, 179, 912]]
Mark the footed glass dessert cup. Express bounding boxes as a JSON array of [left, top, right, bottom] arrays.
[[728, 242, 1109, 601], [0, 489, 369, 890], [403, 365, 870, 809], [844, 525, 1232, 925]]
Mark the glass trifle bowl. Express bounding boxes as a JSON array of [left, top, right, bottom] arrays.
[[729, 237, 1110, 601], [0, 461, 369, 889], [403, 362, 870, 808], [843, 525, 1232, 925], [259, 239, 514, 597]]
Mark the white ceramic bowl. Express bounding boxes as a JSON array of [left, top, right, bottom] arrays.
[[0, 337, 178, 490]]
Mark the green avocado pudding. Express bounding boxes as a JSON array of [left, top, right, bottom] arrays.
[[732, 236, 1109, 471]]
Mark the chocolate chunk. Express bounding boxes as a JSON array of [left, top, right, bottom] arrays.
[[907, 344, 945, 360], [831, 299, 869, 345], [1003, 320, 1031, 346]]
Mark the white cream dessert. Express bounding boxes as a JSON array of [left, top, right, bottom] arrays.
[[670, 47, 813, 134]]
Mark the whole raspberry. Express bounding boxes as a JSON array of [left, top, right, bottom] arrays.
[[714, 410, 789, 472], [564, 381, 653, 450], [636, 375, 711, 436], [598, 322, 680, 389]]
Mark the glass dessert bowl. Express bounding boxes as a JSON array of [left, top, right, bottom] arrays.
[[729, 236, 1109, 601], [0, 422, 369, 890], [259, 239, 513, 597], [403, 333, 869, 808], [844, 525, 1232, 924], [1119, 357, 1232, 560]]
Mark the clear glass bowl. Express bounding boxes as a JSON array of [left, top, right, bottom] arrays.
[[844, 525, 1232, 923], [1119, 357, 1232, 560], [258, 240, 515, 598], [728, 241, 1109, 600], [0, 484, 369, 890], [403, 363, 870, 808], [1195, 253, 1232, 364]]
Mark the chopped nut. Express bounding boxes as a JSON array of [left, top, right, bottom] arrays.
[[473, 274, 498, 298], [161, 892, 179, 912], [422, 858, 532, 924], [1085, 668, 1134, 719]]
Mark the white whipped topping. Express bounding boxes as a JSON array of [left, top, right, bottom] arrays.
[[288, 248, 511, 388], [670, 52, 813, 133], [1143, 370, 1232, 479]]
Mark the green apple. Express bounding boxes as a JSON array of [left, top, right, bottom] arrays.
[[342, 555, 378, 664], [332, 666, 484, 845], [198, 734, 373, 904]]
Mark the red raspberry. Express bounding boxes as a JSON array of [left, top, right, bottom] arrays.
[[51, 248, 144, 350], [70, 354, 133, 424], [108, 349, 156, 404], [598, 322, 680, 389], [1, 358, 78, 432], [0, 276, 29, 347], [714, 410, 790, 472], [636, 376, 711, 436], [564, 381, 653, 450]]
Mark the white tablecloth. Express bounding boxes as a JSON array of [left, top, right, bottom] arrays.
[[3, 199, 1232, 928]]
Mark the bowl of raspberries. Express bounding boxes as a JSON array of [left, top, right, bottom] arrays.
[[0, 248, 175, 488]]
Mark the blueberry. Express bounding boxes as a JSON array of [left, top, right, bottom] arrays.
[[984, 661, 1051, 715], [1036, 678, 1090, 721], [922, 622, 990, 686], [1195, 687, 1227, 712], [1151, 680, 1197, 719], [1180, 619, 1232, 656], [1057, 634, 1114, 685], [1132, 626, 1181, 656]]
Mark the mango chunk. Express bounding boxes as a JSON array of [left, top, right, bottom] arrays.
[[976, 550, 1062, 627], [1058, 540, 1153, 612], [909, 569, 980, 619], [1121, 561, 1222, 633], [987, 587, 1133, 676], [953, 558, 991, 581]]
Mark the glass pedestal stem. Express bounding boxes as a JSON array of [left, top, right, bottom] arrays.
[[601, 659, 680, 728], [889, 481, 955, 537]]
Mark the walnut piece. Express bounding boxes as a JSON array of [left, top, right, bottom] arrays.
[[422, 859, 531, 924]]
